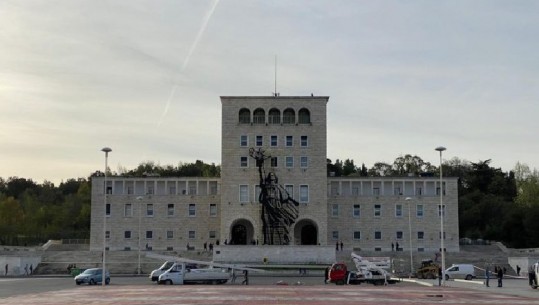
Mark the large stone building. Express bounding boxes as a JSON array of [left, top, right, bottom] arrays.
[[90, 95, 459, 254]]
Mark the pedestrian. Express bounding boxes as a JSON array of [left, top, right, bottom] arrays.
[[324, 266, 329, 284], [242, 269, 249, 285], [340, 241, 343, 251], [485, 264, 490, 287], [335, 241, 339, 251], [396, 242, 399, 251], [29, 264, 33, 275], [517, 265, 521, 276], [4, 264, 7, 276], [224, 239, 228, 245], [391, 243, 394, 251], [497, 266, 503, 287], [203, 242, 207, 251], [209, 243, 213, 252], [529, 264, 536, 287], [438, 266, 442, 286], [231, 268, 237, 283], [24, 264, 28, 276]]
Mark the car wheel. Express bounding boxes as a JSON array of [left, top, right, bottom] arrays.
[[89, 279, 95, 285], [445, 274, 449, 281], [166, 279, 173, 285], [76, 281, 81, 285], [465, 275, 472, 281]]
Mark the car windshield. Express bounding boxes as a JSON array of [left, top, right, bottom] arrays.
[[83, 269, 100, 275]]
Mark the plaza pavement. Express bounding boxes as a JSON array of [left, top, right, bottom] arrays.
[[1, 282, 538, 305]]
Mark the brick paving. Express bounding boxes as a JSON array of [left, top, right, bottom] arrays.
[[2, 285, 538, 305]]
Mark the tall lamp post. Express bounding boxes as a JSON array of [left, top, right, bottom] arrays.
[[405, 197, 413, 278], [136, 196, 144, 275], [101, 147, 112, 287], [435, 146, 446, 286]]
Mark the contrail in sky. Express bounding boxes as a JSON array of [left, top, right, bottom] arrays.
[[157, 0, 220, 128]]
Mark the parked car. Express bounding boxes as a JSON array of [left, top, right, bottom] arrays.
[[444, 264, 475, 280], [74, 268, 110, 285]]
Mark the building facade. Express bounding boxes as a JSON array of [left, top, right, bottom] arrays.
[[90, 95, 459, 253]]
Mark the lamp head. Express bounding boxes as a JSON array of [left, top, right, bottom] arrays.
[[101, 147, 112, 153], [435, 146, 446, 152]]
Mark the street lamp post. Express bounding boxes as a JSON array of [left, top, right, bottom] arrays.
[[435, 146, 446, 286], [405, 197, 413, 278], [101, 147, 112, 287], [136, 196, 143, 275]]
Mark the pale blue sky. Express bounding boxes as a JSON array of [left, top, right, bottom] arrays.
[[1, 0, 538, 184]]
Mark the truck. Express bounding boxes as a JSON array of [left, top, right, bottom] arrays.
[[327, 253, 397, 285], [149, 261, 175, 282], [157, 262, 229, 285]]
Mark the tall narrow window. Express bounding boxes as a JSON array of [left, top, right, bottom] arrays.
[[188, 204, 196, 217], [285, 156, 293, 168], [438, 205, 446, 217], [253, 108, 265, 124], [286, 135, 293, 147], [353, 204, 360, 218], [256, 135, 263, 146], [105, 203, 111, 216], [146, 204, 153, 217], [331, 204, 339, 217], [240, 156, 248, 167], [167, 204, 174, 216], [268, 108, 280, 124], [298, 108, 311, 124], [239, 108, 250, 124], [240, 135, 248, 147], [270, 135, 278, 147], [239, 185, 249, 203], [353, 231, 361, 240], [124, 204, 132, 217], [209, 204, 217, 217], [283, 108, 295, 124], [300, 156, 308, 168], [395, 204, 402, 217], [374, 231, 382, 240], [299, 185, 309, 203], [285, 185, 294, 198], [270, 157, 278, 167], [416, 204, 424, 217], [374, 204, 381, 217], [146, 231, 153, 239]]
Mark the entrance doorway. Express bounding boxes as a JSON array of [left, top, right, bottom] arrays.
[[229, 219, 255, 245], [294, 219, 318, 245]]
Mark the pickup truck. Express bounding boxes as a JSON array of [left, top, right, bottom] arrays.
[[158, 262, 229, 285], [328, 262, 397, 286]]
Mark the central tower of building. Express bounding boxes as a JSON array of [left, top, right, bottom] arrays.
[[220, 96, 329, 245]]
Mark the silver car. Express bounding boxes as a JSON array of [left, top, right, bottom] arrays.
[[74, 268, 110, 285]]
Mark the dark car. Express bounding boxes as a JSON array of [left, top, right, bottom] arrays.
[[74, 268, 110, 285]]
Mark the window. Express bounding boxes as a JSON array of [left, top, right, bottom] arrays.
[[124, 231, 131, 239], [373, 187, 380, 196], [300, 156, 308, 168], [270, 135, 278, 147], [353, 231, 361, 240], [416, 187, 422, 196], [374, 231, 382, 240], [105, 203, 111, 216], [188, 231, 196, 239], [188, 204, 196, 217], [253, 108, 265, 124], [285, 185, 294, 198], [395, 204, 403, 217], [374, 204, 381, 217], [298, 108, 310, 124], [209, 231, 216, 239], [240, 135, 248, 147], [210, 204, 217, 217], [416, 204, 424, 217], [239, 108, 250, 124], [146, 204, 153, 217], [146, 231, 153, 239], [239, 185, 249, 203], [166, 230, 174, 239], [270, 157, 278, 167], [353, 204, 360, 218], [169, 186, 176, 195], [105, 231, 110, 239], [439, 232, 446, 239], [394, 187, 401, 195], [375, 247, 382, 252], [124, 204, 132, 217], [396, 231, 403, 240], [189, 186, 196, 195], [147, 186, 154, 195], [286, 135, 293, 147], [436, 186, 446, 195], [417, 231, 424, 240], [254, 185, 261, 202], [127, 186, 133, 194], [438, 205, 446, 217], [299, 185, 309, 203], [331, 204, 339, 217], [240, 156, 248, 167], [332, 231, 339, 240], [167, 204, 174, 216], [256, 135, 263, 146], [285, 156, 293, 168], [268, 108, 280, 124], [300, 135, 308, 147], [283, 108, 295, 124]]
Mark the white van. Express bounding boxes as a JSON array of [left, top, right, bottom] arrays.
[[444, 264, 475, 280]]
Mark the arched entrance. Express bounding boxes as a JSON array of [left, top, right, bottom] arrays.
[[230, 219, 255, 245], [294, 219, 318, 245]]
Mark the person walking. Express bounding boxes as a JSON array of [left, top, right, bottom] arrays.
[[516, 265, 521, 276], [324, 266, 330, 284], [497, 266, 503, 287], [24, 264, 28, 276], [242, 269, 249, 285], [485, 264, 490, 287], [438, 266, 442, 286], [4, 264, 8, 276], [29, 264, 33, 275], [335, 241, 339, 251], [340, 241, 343, 251], [529, 264, 537, 287]]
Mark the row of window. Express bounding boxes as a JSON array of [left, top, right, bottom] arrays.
[[105, 203, 218, 217], [329, 186, 446, 197], [238, 184, 309, 203], [240, 135, 309, 147], [238, 108, 311, 124], [330, 204, 446, 218], [240, 156, 309, 168], [331, 230, 446, 241], [106, 229, 216, 240]]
